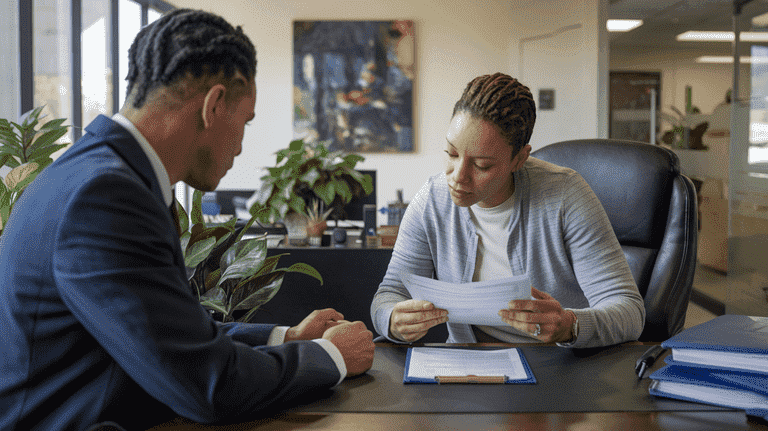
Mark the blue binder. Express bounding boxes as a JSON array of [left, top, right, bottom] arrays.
[[661, 314, 768, 373], [649, 363, 768, 421]]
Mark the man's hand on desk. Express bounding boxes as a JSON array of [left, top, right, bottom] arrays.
[[284, 308, 345, 341], [322, 321, 375, 377], [499, 288, 577, 343], [389, 299, 449, 343]]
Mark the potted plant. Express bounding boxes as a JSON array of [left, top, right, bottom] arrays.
[[176, 189, 323, 323], [305, 198, 333, 246], [0, 107, 70, 233], [658, 105, 708, 150], [249, 139, 373, 229]]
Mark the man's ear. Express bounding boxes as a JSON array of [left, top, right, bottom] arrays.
[[201, 84, 227, 129], [513, 144, 531, 170]]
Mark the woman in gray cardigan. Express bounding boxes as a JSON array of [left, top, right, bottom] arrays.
[[370, 73, 644, 348]]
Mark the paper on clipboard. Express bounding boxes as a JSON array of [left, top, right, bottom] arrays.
[[402, 273, 532, 326], [403, 347, 536, 384]]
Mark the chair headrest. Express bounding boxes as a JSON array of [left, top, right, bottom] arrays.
[[532, 139, 680, 248]]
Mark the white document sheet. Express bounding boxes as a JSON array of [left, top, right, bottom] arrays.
[[402, 273, 531, 326], [406, 347, 531, 381]]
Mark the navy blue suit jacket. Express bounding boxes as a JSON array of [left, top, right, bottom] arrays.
[[0, 115, 339, 430]]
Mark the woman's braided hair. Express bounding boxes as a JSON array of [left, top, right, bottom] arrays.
[[451, 73, 536, 156], [125, 8, 257, 108]]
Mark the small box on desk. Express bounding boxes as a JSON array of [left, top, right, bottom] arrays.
[[378, 225, 399, 248]]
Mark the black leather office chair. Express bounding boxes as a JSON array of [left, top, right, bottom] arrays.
[[532, 139, 698, 341]]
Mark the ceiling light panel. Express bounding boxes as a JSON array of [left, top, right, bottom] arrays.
[[678, 31, 768, 42]]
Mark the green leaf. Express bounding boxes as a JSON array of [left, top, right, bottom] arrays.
[[0, 145, 23, 160], [3, 157, 20, 169], [284, 262, 324, 285], [0, 120, 21, 148], [175, 199, 189, 233], [234, 276, 286, 323], [234, 216, 259, 243], [179, 231, 191, 257], [188, 224, 233, 253], [218, 237, 267, 286], [0, 154, 12, 170], [358, 172, 374, 195], [26, 128, 68, 156], [288, 139, 304, 152], [299, 167, 320, 187], [200, 297, 229, 316], [313, 182, 336, 206], [251, 253, 287, 278], [190, 189, 204, 225], [205, 268, 221, 288], [19, 106, 44, 128], [37, 117, 67, 131], [335, 180, 352, 202], [27, 143, 68, 163], [218, 215, 239, 231], [201, 285, 227, 303], [0, 205, 9, 231], [286, 194, 307, 216], [184, 236, 216, 268]]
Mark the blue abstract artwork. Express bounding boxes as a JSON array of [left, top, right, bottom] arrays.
[[293, 20, 415, 153]]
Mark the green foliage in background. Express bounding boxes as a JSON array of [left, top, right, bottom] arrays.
[[249, 139, 373, 224], [0, 107, 69, 233]]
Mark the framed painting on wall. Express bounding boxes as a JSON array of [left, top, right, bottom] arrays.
[[293, 20, 414, 153]]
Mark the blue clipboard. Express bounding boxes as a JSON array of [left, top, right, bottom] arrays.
[[403, 347, 537, 384]]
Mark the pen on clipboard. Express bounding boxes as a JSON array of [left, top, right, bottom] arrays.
[[435, 375, 507, 384], [635, 345, 667, 378]]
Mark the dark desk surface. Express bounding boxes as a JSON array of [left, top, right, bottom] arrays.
[[150, 343, 768, 430]]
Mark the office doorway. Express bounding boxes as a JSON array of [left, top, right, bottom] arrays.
[[609, 71, 661, 144]]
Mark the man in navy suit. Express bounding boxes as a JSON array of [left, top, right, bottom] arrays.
[[0, 9, 374, 431]]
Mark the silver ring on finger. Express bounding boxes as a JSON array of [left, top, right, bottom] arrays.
[[532, 323, 541, 337]]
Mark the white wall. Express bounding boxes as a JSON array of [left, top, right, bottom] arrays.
[[169, 0, 605, 224], [509, 0, 608, 151], [1, 0, 19, 121]]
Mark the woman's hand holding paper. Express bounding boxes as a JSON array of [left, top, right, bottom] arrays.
[[389, 299, 449, 342], [498, 288, 577, 343]]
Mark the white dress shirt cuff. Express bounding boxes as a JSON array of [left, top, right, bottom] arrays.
[[312, 338, 347, 386], [268, 326, 289, 345], [269, 326, 347, 386]]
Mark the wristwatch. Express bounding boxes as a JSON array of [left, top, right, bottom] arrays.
[[569, 310, 579, 343]]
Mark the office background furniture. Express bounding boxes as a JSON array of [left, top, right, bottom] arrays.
[[250, 245, 449, 342], [609, 71, 661, 144], [151, 343, 768, 431], [532, 139, 698, 341]]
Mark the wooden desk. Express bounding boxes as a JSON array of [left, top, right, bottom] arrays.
[[150, 343, 768, 430]]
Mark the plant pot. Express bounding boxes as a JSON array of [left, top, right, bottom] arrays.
[[283, 212, 308, 246], [306, 220, 327, 244]]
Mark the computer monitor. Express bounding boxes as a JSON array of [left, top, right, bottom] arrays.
[[335, 169, 376, 225]]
